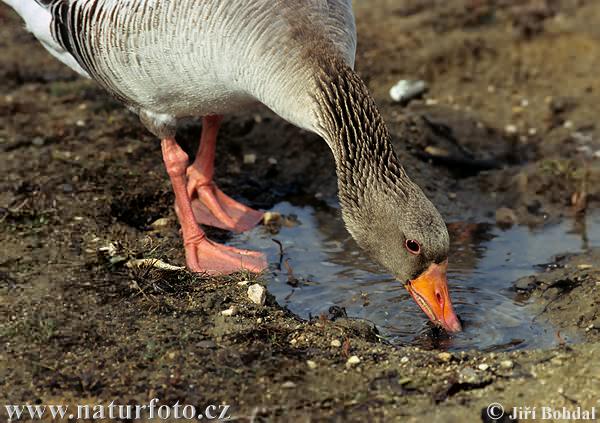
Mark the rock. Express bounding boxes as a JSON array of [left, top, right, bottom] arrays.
[[196, 340, 216, 349], [459, 368, 480, 384], [263, 211, 281, 225], [437, 352, 452, 362], [330, 339, 342, 348], [281, 381, 296, 389], [514, 276, 537, 292], [32, 136, 45, 146], [500, 360, 514, 369], [496, 207, 518, 228], [247, 284, 266, 305], [389, 79, 428, 103], [478, 363, 490, 371], [346, 356, 361, 369], [221, 306, 237, 317], [306, 360, 317, 369], [151, 217, 171, 228], [243, 153, 257, 164], [400, 356, 409, 364]]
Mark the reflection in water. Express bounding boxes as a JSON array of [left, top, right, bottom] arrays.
[[230, 202, 600, 351]]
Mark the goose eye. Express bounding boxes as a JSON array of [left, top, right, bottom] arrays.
[[405, 239, 421, 255]]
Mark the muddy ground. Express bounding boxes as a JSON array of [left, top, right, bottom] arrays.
[[2, 0, 600, 421]]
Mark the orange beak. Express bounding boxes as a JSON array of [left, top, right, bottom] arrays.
[[405, 260, 462, 333]]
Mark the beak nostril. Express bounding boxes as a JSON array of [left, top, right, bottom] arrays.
[[435, 291, 443, 306]]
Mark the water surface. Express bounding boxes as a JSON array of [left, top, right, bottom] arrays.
[[231, 202, 600, 351]]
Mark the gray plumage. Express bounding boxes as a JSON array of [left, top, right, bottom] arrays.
[[4, 0, 450, 285]]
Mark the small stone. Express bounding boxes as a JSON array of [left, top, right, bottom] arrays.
[[389, 79, 428, 103], [221, 306, 237, 317], [32, 137, 45, 146], [346, 355, 361, 369], [478, 363, 490, 371], [459, 368, 480, 384], [168, 352, 176, 360], [496, 207, 518, 228], [330, 339, 342, 348], [243, 153, 257, 164], [437, 352, 452, 362], [76, 119, 86, 127], [563, 120, 574, 129], [400, 356, 409, 364], [150, 217, 171, 228], [247, 284, 266, 305], [577, 264, 593, 269], [263, 211, 281, 224], [237, 280, 249, 286], [500, 360, 514, 369], [281, 381, 296, 389], [267, 157, 278, 165], [505, 124, 518, 134], [256, 317, 263, 324], [306, 360, 317, 369], [196, 340, 216, 349]]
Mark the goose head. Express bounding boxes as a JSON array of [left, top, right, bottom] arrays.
[[315, 60, 461, 333]]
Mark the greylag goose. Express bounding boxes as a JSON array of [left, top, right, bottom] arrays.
[[4, 0, 461, 332]]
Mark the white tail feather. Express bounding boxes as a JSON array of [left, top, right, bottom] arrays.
[[2, 0, 89, 77]]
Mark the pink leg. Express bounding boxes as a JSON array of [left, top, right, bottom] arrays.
[[187, 115, 264, 233], [161, 138, 267, 274]]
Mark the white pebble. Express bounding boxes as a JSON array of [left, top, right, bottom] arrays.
[[346, 356, 361, 368], [330, 339, 342, 348], [389, 79, 428, 103], [307, 360, 317, 369], [478, 363, 490, 371], [500, 360, 514, 369], [400, 356, 409, 364], [281, 381, 296, 389], [247, 284, 266, 305], [243, 153, 257, 164], [221, 307, 237, 317], [505, 124, 518, 134]]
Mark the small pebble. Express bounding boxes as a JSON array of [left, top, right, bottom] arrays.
[[478, 363, 490, 371], [263, 211, 281, 224], [500, 360, 514, 369], [496, 207, 518, 228], [32, 137, 45, 146], [281, 381, 296, 389], [221, 306, 237, 317], [237, 280, 249, 286], [150, 217, 171, 228], [400, 356, 409, 364], [505, 124, 518, 134], [389, 79, 428, 103], [437, 352, 452, 362], [243, 153, 257, 164], [563, 120, 574, 129], [330, 339, 342, 348], [267, 157, 278, 165], [306, 360, 317, 369], [247, 284, 266, 305], [346, 356, 361, 369]]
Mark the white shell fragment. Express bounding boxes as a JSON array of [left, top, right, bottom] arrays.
[[389, 79, 428, 103], [125, 258, 185, 271], [247, 283, 267, 305]]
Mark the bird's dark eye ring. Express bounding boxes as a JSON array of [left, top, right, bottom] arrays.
[[405, 239, 421, 255]]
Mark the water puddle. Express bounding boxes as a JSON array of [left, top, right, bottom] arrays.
[[230, 202, 600, 351]]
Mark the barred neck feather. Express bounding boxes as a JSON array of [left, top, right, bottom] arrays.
[[313, 59, 413, 211]]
